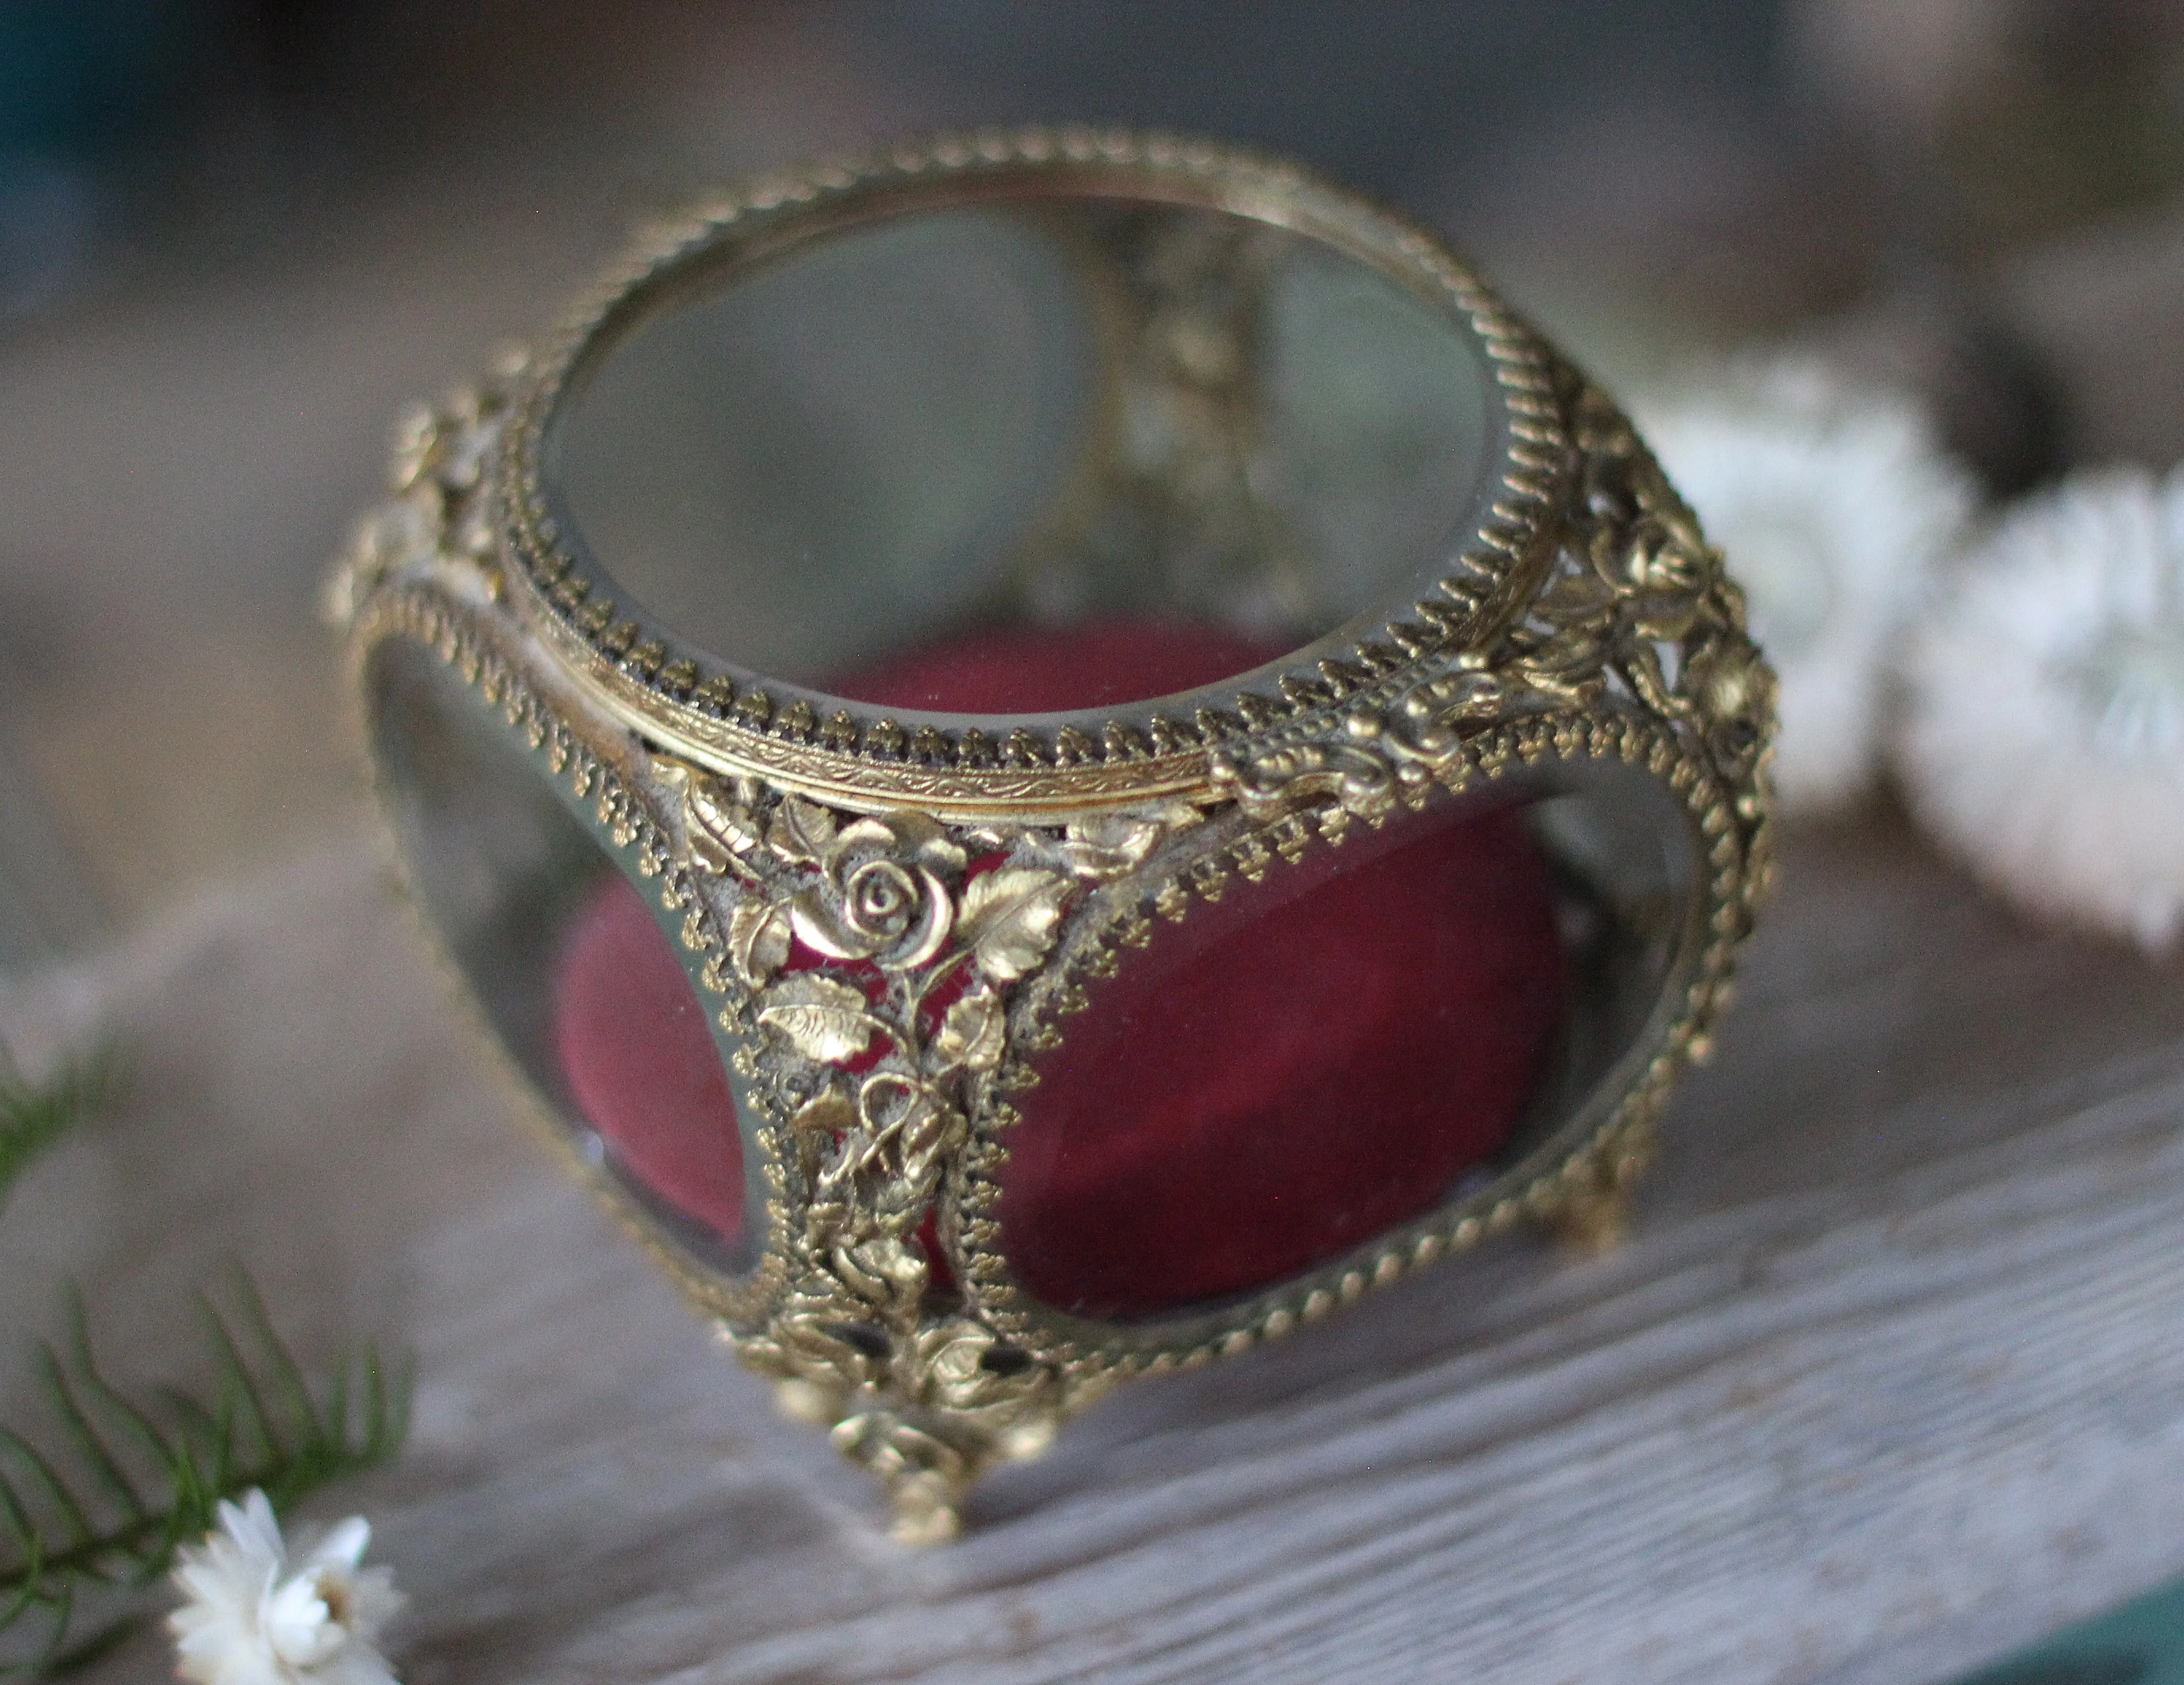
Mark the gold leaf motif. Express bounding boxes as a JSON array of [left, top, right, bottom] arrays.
[[894, 1094, 966, 1164], [757, 973, 886, 1063], [688, 774, 765, 869], [917, 834, 969, 877], [834, 1236, 928, 1308], [788, 888, 869, 962], [835, 813, 967, 877], [932, 984, 1005, 1072], [789, 1088, 857, 1136], [833, 817, 904, 856], [652, 754, 741, 877], [955, 868, 1070, 981], [888, 812, 969, 877], [727, 897, 793, 985], [768, 795, 838, 866], [1058, 816, 1163, 879]]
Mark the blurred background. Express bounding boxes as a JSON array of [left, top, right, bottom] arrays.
[[4, 0, 2184, 974]]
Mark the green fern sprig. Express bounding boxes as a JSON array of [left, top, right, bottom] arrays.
[[0, 1278, 413, 1677], [0, 1039, 115, 1212]]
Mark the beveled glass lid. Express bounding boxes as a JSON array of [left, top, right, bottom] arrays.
[[499, 132, 1570, 817]]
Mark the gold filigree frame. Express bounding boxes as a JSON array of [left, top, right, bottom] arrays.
[[331, 129, 1776, 1542]]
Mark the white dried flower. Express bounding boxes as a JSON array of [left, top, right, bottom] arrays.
[[168, 1489, 403, 1685], [1637, 355, 1978, 811], [1899, 465, 2184, 952]]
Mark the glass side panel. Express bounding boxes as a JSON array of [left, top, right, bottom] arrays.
[[365, 638, 761, 1275], [997, 765, 1695, 1324]]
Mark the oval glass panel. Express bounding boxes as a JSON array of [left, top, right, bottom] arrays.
[[365, 638, 763, 1275], [546, 195, 1498, 710], [997, 763, 1699, 1324]]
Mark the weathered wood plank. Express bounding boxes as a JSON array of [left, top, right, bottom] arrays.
[[3, 813, 2181, 1684]]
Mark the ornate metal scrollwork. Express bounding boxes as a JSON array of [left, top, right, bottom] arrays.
[[658, 765, 1189, 1539], [1211, 376, 1775, 852]]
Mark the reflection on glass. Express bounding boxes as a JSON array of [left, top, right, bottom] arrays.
[[366, 640, 757, 1273], [549, 198, 1495, 707]]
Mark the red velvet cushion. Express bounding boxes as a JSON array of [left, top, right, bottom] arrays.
[[549, 622, 1568, 1313], [1000, 805, 1562, 1318], [552, 872, 746, 1244]]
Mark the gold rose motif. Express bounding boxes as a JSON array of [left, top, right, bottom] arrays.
[[757, 973, 887, 1063], [784, 806, 968, 973]]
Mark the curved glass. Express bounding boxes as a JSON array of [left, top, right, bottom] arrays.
[[547, 197, 1498, 710], [365, 639, 763, 1276], [997, 763, 1699, 1324]]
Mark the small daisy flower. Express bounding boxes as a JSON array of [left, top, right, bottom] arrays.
[[1899, 465, 2184, 953], [168, 1489, 403, 1685], [1637, 355, 1978, 811]]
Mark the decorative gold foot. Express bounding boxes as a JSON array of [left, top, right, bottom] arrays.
[[1549, 1119, 1655, 1256], [884, 1470, 966, 1546], [758, 1319, 1074, 1544], [1551, 1183, 1633, 1255], [830, 1413, 970, 1544]]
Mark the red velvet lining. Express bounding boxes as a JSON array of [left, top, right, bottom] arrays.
[[1000, 804, 1563, 1318], [552, 872, 746, 1244]]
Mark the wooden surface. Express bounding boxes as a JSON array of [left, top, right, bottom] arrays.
[[4, 810, 2184, 1685]]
